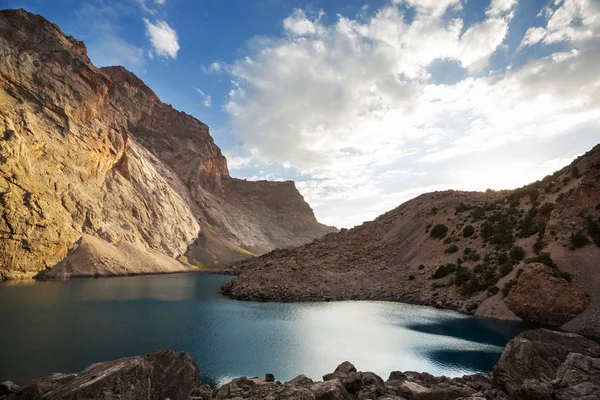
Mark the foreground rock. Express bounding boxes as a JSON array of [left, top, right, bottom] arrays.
[[7, 329, 600, 400], [0, 9, 334, 281], [224, 144, 600, 336]]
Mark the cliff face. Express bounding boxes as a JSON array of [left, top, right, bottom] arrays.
[[225, 144, 600, 337], [0, 9, 335, 280]]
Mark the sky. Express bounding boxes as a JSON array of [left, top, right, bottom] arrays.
[[3, 0, 600, 228]]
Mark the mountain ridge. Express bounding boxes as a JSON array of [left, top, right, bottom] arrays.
[[0, 8, 335, 280], [224, 144, 600, 337]]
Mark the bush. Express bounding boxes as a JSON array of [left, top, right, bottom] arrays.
[[409, 275, 415, 281], [445, 245, 459, 254], [431, 207, 438, 215], [539, 202, 555, 216], [425, 223, 432, 233], [430, 224, 448, 239], [534, 252, 557, 268], [516, 268, 524, 277], [463, 225, 475, 238], [456, 257, 463, 264], [455, 267, 471, 286], [487, 285, 500, 295], [463, 247, 472, 255], [570, 231, 589, 249], [587, 218, 600, 247], [499, 263, 514, 277], [502, 280, 516, 297], [471, 208, 486, 222], [510, 246, 525, 262], [432, 264, 457, 279], [418, 264, 425, 270], [571, 166, 580, 178]]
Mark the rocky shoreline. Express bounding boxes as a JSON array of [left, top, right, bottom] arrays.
[[2, 329, 599, 400]]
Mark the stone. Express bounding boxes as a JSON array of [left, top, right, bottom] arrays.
[[265, 373, 275, 382], [16, 350, 202, 400], [0, 382, 18, 395], [504, 263, 589, 326]]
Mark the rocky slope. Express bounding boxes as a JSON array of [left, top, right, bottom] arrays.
[[3, 329, 600, 399], [224, 144, 600, 337], [0, 9, 334, 280]]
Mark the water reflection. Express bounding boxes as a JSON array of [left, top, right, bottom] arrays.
[[0, 274, 536, 385]]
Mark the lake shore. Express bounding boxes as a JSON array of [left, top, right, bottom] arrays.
[[3, 328, 599, 400]]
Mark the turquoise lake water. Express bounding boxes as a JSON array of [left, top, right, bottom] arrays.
[[0, 273, 537, 385]]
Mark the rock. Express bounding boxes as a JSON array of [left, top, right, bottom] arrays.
[[493, 328, 600, 399], [0, 381, 18, 395], [504, 263, 589, 326], [553, 353, 600, 400], [0, 9, 335, 281], [214, 377, 256, 399], [311, 379, 352, 400], [16, 350, 202, 400], [265, 373, 275, 382]]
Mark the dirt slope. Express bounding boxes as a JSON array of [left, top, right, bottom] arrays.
[[224, 144, 600, 337]]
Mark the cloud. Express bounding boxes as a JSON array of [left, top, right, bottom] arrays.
[[220, 0, 600, 227], [143, 18, 180, 59], [155, 0, 166, 4], [193, 87, 212, 107], [519, 0, 600, 48]]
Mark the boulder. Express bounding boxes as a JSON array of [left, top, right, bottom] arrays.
[[16, 350, 202, 400], [493, 329, 600, 399], [504, 263, 589, 326]]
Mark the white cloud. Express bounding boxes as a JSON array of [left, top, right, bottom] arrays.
[[519, 0, 600, 48], [486, 0, 518, 17], [193, 87, 212, 107], [155, 0, 166, 4], [220, 0, 600, 227], [143, 18, 179, 59]]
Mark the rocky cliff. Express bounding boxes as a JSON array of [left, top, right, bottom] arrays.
[[0, 9, 335, 280], [224, 144, 600, 337], [3, 329, 600, 399]]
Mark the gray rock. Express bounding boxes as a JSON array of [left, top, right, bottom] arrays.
[[0, 382, 18, 395], [16, 350, 201, 400]]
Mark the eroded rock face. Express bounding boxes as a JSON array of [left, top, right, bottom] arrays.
[[0, 9, 334, 280], [493, 329, 600, 399], [505, 263, 589, 326], [16, 350, 203, 400]]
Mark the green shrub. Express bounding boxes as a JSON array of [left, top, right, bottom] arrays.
[[430, 224, 449, 239], [418, 264, 425, 270], [455, 267, 471, 286], [571, 166, 580, 178], [456, 257, 463, 264], [487, 285, 500, 295], [463, 247, 472, 255], [444, 237, 453, 244], [510, 246, 525, 262], [408, 275, 415, 281], [516, 268, 524, 277], [502, 280, 516, 297], [471, 208, 486, 222], [432, 264, 457, 279], [534, 252, 557, 268], [570, 231, 589, 248], [463, 225, 475, 238], [445, 245, 459, 254], [539, 202, 555, 216], [499, 263, 514, 277], [431, 207, 438, 215], [587, 218, 600, 247]]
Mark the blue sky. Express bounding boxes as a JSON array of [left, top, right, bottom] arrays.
[[3, 0, 600, 227]]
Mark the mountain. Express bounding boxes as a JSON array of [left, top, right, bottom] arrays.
[[224, 144, 600, 337], [0, 9, 335, 280]]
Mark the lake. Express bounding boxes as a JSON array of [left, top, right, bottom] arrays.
[[0, 273, 537, 385]]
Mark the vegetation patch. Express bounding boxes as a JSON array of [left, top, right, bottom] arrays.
[[432, 263, 457, 279], [430, 224, 449, 239], [587, 217, 600, 247], [463, 225, 475, 238], [444, 245, 459, 254], [502, 280, 516, 297], [570, 231, 589, 249]]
